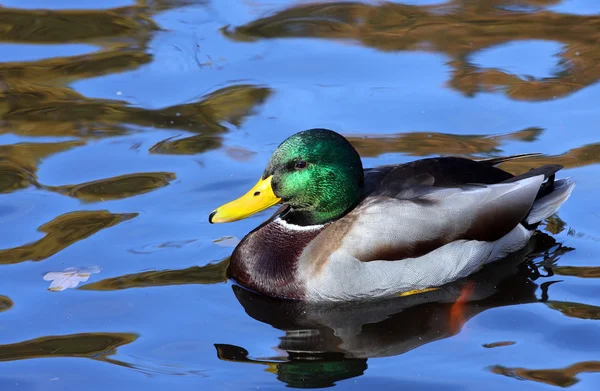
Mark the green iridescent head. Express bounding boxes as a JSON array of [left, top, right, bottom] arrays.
[[209, 128, 364, 226]]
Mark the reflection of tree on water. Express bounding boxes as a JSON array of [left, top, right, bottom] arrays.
[[0, 140, 83, 193], [0, 210, 137, 265], [344, 127, 600, 175], [0, 332, 138, 362], [0, 82, 270, 197], [0, 295, 12, 312], [0, 6, 157, 43], [0, 330, 208, 376], [0, 2, 271, 201], [546, 300, 600, 320], [212, 232, 575, 388], [491, 361, 600, 388], [347, 127, 544, 157], [224, 0, 600, 101], [0, 332, 179, 375], [0, 1, 270, 138], [80, 258, 229, 290]]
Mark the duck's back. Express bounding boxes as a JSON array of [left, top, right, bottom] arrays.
[[363, 156, 516, 196]]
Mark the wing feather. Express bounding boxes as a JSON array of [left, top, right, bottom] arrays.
[[341, 175, 544, 262]]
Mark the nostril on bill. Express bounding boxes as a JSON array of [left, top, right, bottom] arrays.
[[254, 191, 260, 196]]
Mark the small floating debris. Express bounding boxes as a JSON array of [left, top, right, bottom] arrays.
[[482, 341, 516, 349], [43, 266, 101, 292], [213, 236, 240, 247]]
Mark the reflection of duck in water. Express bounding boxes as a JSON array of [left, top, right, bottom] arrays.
[[215, 234, 573, 388], [209, 129, 575, 302]]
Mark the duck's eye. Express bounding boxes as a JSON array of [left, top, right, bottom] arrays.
[[295, 161, 308, 169]]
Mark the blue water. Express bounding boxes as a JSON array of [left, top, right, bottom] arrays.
[[1, 1, 599, 389]]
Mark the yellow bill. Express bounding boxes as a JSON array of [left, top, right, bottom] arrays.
[[209, 175, 281, 223]]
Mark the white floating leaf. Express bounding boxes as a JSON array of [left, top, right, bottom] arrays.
[[212, 236, 241, 247], [43, 266, 101, 292]]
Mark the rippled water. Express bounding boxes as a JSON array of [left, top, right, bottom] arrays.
[[1, 0, 599, 389]]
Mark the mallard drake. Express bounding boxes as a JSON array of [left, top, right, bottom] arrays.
[[209, 128, 575, 302]]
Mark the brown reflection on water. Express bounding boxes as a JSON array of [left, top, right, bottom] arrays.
[[1, 81, 270, 137], [0, 1, 271, 198], [0, 1, 201, 44], [80, 258, 229, 291], [554, 266, 600, 278], [0, 6, 157, 43], [45, 172, 176, 202], [0, 140, 84, 193], [0, 0, 271, 161], [498, 142, 600, 174], [546, 301, 600, 320], [0, 332, 137, 362], [0, 51, 151, 95], [150, 134, 223, 155], [482, 341, 516, 349], [347, 127, 542, 157], [0, 295, 13, 312], [0, 2, 162, 88], [344, 129, 600, 175], [225, 0, 600, 101], [147, 85, 272, 155], [0, 211, 137, 265], [491, 361, 600, 387], [544, 215, 567, 235]]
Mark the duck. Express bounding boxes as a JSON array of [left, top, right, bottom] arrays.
[[208, 128, 575, 302]]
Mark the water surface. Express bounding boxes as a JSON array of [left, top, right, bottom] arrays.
[[1, 0, 600, 389]]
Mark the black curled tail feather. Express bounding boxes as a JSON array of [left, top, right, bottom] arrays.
[[478, 153, 542, 166], [502, 164, 564, 201]]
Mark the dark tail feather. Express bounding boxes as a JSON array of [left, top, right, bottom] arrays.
[[478, 154, 572, 231], [502, 164, 563, 200], [503, 164, 563, 182], [501, 164, 573, 231], [479, 153, 542, 166]]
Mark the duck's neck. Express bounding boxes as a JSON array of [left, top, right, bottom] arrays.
[[280, 209, 330, 226], [229, 218, 325, 300], [281, 191, 362, 226]]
